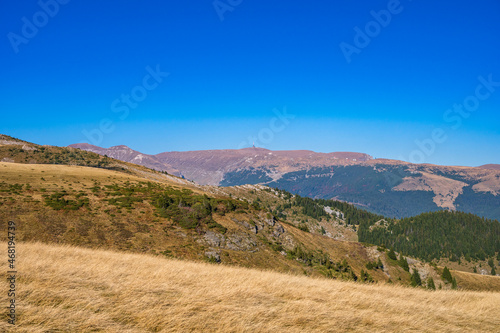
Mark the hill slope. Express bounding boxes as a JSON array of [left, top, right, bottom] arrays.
[[1, 242, 499, 333], [0, 162, 407, 285]]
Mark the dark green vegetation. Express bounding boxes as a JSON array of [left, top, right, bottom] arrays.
[[270, 187, 384, 226], [359, 210, 500, 263], [154, 188, 247, 233], [455, 187, 500, 221], [220, 164, 500, 220], [286, 246, 361, 281], [44, 191, 90, 210], [410, 269, 422, 287]]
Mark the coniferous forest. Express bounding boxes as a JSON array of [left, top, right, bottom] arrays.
[[358, 210, 500, 262]]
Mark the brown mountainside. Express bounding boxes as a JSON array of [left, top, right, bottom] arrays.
[[478, 164, 500, 170], [70, 143, 373, 185]]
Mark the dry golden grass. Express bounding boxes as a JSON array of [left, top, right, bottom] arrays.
[[1, 242, 499, 332]]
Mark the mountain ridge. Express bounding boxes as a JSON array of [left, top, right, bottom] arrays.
[[68, 142, 500, 220]]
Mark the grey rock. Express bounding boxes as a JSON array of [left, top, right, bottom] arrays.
[[204, 231, 225, 247], [226, 234, 257, 251], [204, 250, 221, 263]]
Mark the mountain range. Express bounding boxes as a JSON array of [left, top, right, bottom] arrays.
[[69, 143, 500, 220], [1, 134, 499, 292]]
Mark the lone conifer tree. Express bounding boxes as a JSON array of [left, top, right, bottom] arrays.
[[377, 257, 383, 269], [411, 269, 422, 287], [388, 248, 397, 261], [427, 277, 436, 290], [442, 266, 453, 284], [398, 254, 409, 272]]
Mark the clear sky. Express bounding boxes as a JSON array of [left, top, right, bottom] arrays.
[[1, 0, 499, 166]]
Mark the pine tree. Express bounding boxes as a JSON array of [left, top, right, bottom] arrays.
[[451, 277, 457, 289], [427, 277, 436, 290], [398, 254, 409, 272], [442, 266, 453, 284], [488, 258, 494, 268], [411, 269, 422, 287], [492, 266, 496, 276], [377, 257, 384, 270], [388, 248, 397, 261]]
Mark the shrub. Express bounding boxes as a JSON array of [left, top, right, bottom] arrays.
[[360, 269, 374, 283], [298, 224, 310, 232]]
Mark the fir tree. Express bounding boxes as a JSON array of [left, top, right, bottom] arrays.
[[350, 270, 358, 282], [388, 248, 397, 261], [377, 257, 384, 270], [410, 269, 422, 287], [427, 277, 436, 290], [451, 277, 457, 289], [492, 266, 496, 276], [398, 254, 409, 272], [488, 258, 494, 268], [442, 266, 453, 284]]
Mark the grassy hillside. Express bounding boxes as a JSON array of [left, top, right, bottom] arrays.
[[0, 162, 410, 285], [1, 136, 499, 291], [1, 242, 499, 332], [0, 134, 177, 182]]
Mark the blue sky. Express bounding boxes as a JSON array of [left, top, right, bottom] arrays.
[[1, 0, 499, 166]]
